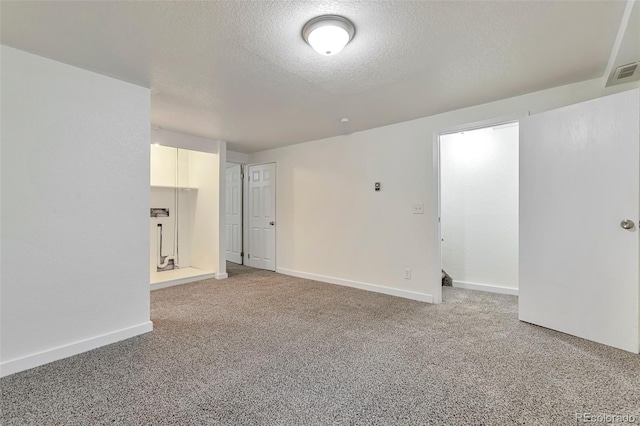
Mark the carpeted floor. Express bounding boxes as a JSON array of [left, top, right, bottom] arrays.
[[1, 263, 639, 425]]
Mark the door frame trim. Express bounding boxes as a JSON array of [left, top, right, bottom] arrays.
[[432, 113, 526, 304], [225, 162, 244, 265], [244, 162, 277, 271]]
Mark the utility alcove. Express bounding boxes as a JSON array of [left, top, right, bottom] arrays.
[[440, 123, 519, 296], [150, 145, 217, 289]]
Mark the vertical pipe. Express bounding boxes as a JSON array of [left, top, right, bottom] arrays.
[[174, 148, 180, 268]]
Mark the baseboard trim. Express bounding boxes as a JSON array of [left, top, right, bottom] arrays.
[[277, 268, 434, 303], [0, 321, 153, 378], [452, 280, 518, 296], [150, 273, 215, 291], [215, 273, 228, 280]]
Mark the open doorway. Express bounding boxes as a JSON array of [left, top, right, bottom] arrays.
[[437, 120, 519, 301], [150, 144, 219, 290], [225, 161, 277, 272]]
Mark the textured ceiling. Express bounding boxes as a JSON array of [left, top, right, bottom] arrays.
[[0, 1, 629, 153]]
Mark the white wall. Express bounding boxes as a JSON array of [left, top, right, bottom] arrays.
[[151, 128, 222, 154], [151, 144, 179, 187], [188, 149, 220, 274], [227, 150, 249, 164], [0, 46, 152, 376], [249, 77, 640, 303], [441, 125, 519, 292]]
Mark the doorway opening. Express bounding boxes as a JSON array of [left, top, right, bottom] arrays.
[[225, 162, 277, 272], [149, 145, 218, 290], [436, 120, 519, 302]]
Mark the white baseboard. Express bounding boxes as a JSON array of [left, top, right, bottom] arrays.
[[452, 280, 518, 296], [0, 321, 153, 378], [215, 273, 228, 280], [277, 268, 434, 303], [150, 271, 215, 291]]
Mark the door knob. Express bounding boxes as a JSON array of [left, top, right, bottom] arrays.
[[620, 219, 635, 229], [269, 221, 275, 226]]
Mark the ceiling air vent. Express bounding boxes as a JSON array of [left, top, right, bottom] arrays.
[[606, 62, 640, 87], [616, 63, 638, 80]]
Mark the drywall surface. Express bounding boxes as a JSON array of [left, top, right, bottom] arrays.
[[440, 126, 519, 290], [151, 128, 221, 154], [188, 150, 219, 274], [227, 150, 249, 164], [249, 77, 639, 302], [0, 46, 151, 375], [150, 144, 192, 188]]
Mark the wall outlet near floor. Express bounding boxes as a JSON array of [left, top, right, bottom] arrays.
[[412, 204, 424, 214], [403, 268, 412, 279]]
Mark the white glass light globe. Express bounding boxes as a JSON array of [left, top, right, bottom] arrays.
[[302, 15, 355, 56], [307, 25, 350, 56]]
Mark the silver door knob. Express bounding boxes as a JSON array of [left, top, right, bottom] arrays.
[[269, 221, 275, 226], [620, 219, 635, 229]]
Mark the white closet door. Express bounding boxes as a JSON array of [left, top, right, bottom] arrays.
[[247, 163, 276, 271], [225, 164, 243, 264], [519, 89, 639, 353]]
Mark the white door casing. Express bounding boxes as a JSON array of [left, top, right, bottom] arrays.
[[519, 89, 639, 353], [225, 164, 243, 264], [247, 163, 276, 271]]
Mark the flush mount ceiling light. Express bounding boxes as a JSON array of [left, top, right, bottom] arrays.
[[302, 15, 355, 56]]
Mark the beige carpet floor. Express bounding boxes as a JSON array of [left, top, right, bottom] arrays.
[[1, 262, 639, 425]]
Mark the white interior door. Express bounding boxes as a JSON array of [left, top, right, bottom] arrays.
[[247, 163, 276, 271], [519, 89, 639, 353], [225, 164, 243, 264]]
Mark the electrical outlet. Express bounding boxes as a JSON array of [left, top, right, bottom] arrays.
[[412, 204, 424, 214], [403, 268, 412, 280]]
